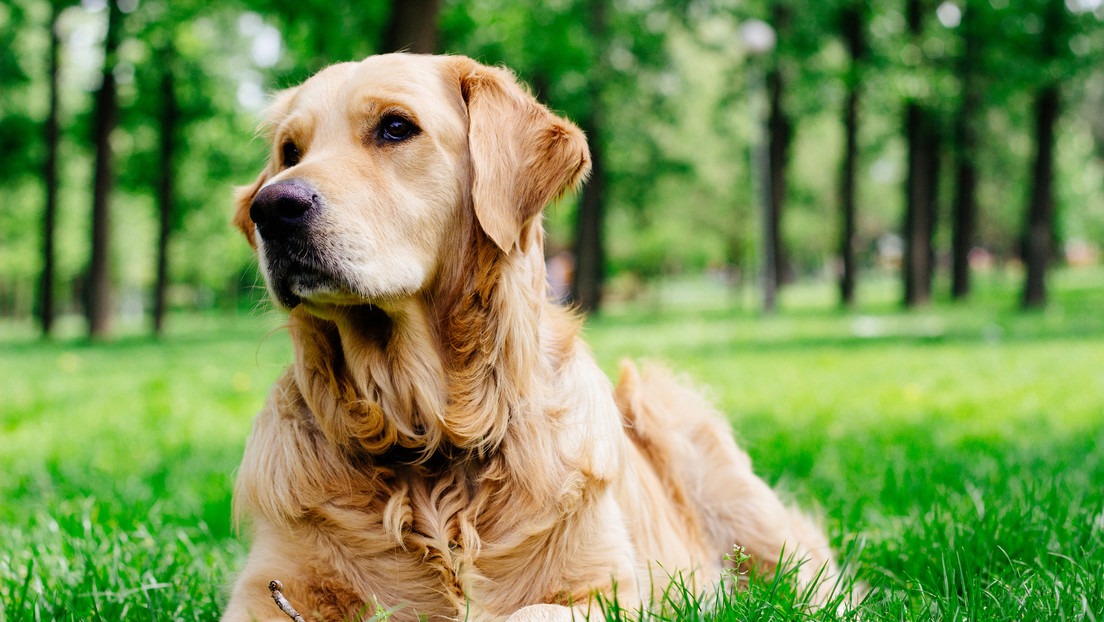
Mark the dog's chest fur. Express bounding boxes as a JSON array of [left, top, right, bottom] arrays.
[[239, 367, 627, 621], [232, 291, 638, 620], [300, 463, 481, 619]]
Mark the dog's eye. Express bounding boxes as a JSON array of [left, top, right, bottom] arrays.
[[379, 115, 418, 142], [281, 141, 302, 168]]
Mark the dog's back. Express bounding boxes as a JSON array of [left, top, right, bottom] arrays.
[[614, 362, 839, 603]]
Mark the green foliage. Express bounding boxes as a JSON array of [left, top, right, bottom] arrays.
[[441, 0, 697, 266], [1, 270, 1102, 620], [2, 0, 1104, 323], [0, 1, 35, 184]]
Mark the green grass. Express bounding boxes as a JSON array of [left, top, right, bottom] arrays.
[[1, 268, 1102, 620]]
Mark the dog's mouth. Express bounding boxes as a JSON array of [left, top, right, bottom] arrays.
[[271, 265, 349, 309], [261, 242, 362, 311]]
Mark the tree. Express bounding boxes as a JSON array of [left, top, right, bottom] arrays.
[[40, 0, 62, 336], [573, 106, 606, 313], [901, 0, 940, 308], [766, 2, 793, 291], [87, 0, 123, 339], [950, 0, 981, 300], [443, 0, 685, 313], [837, 0, 866, 307], [571, 0, 608, 313], [152, 41, 178, 336], [139, 3, 285, 318], [1021, 84, 1058, 309], [383, 0, 441, 54], [1021, 1, 1068, 309]]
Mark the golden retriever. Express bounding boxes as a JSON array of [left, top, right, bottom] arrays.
[[224, 53, 841, 622]]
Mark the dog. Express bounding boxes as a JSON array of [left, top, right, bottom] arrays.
[[223, 53, 841, 622]]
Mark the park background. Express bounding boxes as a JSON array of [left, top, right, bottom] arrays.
[[1, 0, 1103, 620]]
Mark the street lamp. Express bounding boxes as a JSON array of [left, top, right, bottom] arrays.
[[740, 19, 777, 314]]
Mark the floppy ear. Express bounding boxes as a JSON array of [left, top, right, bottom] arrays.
[[233, 171, 267, 249], [456, 59, 592, 254]]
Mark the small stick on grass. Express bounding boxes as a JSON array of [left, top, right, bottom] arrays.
[[269, 580, 306, 622]]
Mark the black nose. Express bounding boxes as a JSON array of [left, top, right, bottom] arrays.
[[250, 181, 318, 240]]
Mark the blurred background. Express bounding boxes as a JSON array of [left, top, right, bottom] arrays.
[[1, 0, 1103, 338]]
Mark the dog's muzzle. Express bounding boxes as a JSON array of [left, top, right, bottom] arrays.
[[250, 179, 332, 309]]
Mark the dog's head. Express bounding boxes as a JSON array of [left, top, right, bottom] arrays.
[[235, 53, 590, 318]]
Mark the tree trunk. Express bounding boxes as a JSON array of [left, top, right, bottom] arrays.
[[40, 0, 61, 337], [87, 0, 122, 339], [153, 43, 178, 337], [1022, 85, 1059, 309], [838, 2, 865, 308], [572, 113, 605, 313], [951, 0, 980, 300], [570, 0, 608, 313], [766, 65, 791, 289], [754, 75, 776, 315], [1021, 0, 1065, 309], [382, 0, 441, 54], [901, 0, 939, 308], [903, 103, 940, 307], [766, 3, 792, 289]]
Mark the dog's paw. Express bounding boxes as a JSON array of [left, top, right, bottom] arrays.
[[504, 604, 581, 622]]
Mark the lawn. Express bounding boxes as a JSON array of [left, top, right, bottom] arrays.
[[1, 269, 1102, 621]]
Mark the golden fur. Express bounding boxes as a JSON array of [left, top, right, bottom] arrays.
[[223, 53, 840, 622]]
